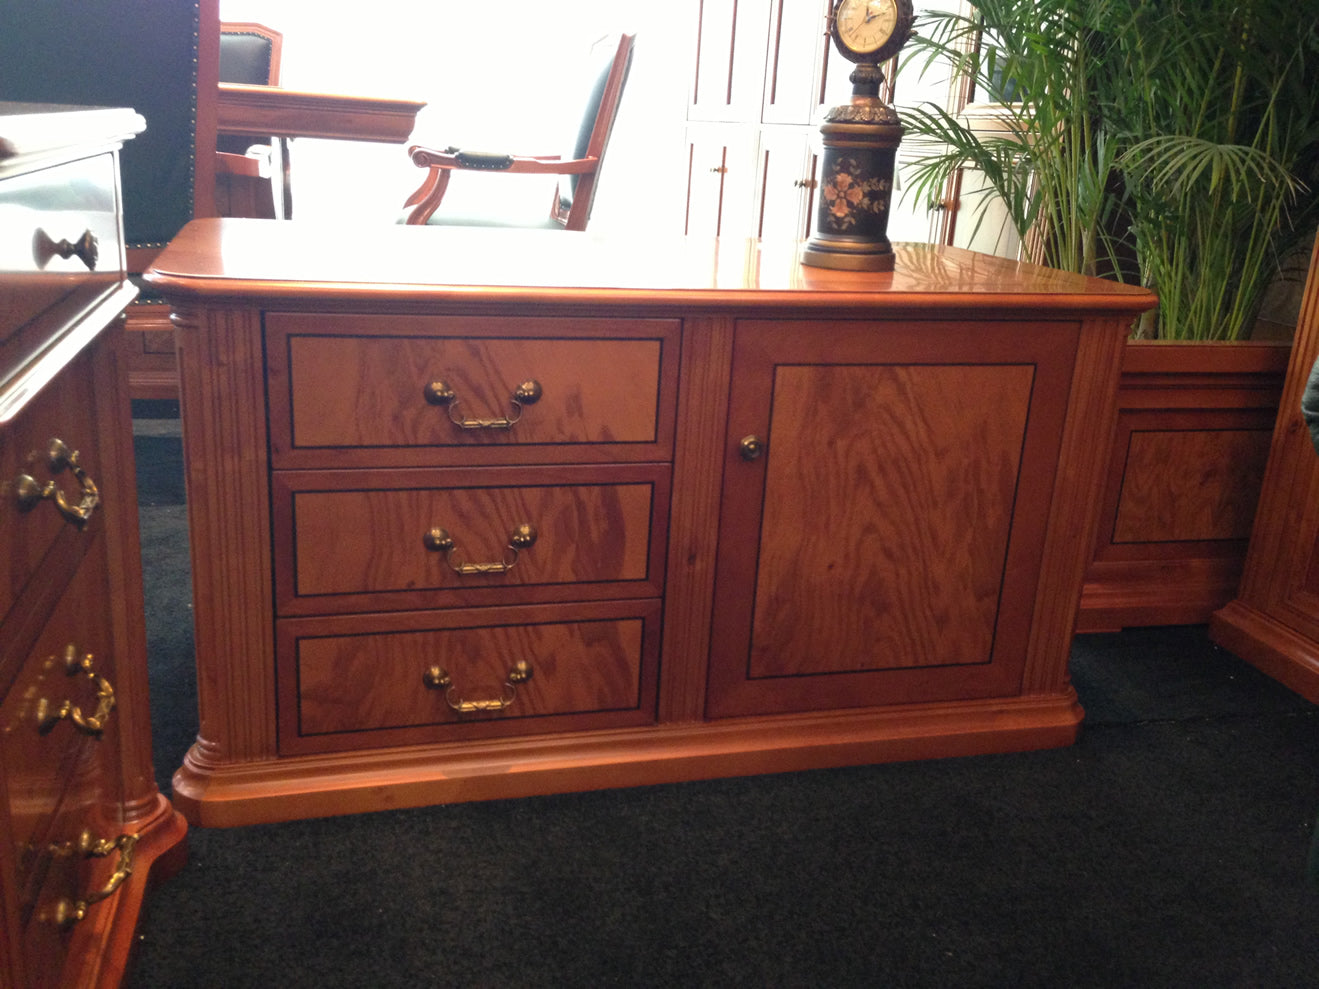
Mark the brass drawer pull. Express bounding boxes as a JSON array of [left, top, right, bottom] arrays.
[[423, 660, 533, 713], [422, 378, 542, 430], [36, 644, 116, 737], [13, 438, 100, 527], [49, 833, 138, 929], [423, 523, 537, 575], [739, 435, 766, 461], [34, 228, 100, 271]]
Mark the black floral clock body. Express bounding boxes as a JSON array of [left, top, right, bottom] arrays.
[[801, 0, 915, 272]]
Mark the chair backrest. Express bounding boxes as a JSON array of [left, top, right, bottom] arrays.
[[218, 22, 283, 87], [554, 32, 635, 231]]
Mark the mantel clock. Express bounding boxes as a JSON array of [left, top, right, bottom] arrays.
[[801, 0, 915, 272]]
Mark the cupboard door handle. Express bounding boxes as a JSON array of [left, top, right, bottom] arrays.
[[34, 228, 100, 271], [423, 523, 537, 575], [12, 438, 100, 527], [49, 833, 138, 929], [36, 644, 116, 737], [422, 660, 533, 713], [739, 435, 766, 461], [422, 378, 543, 430]]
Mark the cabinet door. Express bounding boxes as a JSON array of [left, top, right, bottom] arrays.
[[755, 126, 818, 241], [706, 318, 1080, 718], [683, 126, 759, 238], [760, 0, 835, 125], [688, 0, 773, 123]]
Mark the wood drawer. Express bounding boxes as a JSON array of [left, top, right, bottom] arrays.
[[1, 534, 114, 907], [20, 755, 125, 989], [273, 464, 670, 615], [265, 313, 680, 468], [0, 350, 100, 627], [0, 151, 125, 352], [277, 600, 661, 755]]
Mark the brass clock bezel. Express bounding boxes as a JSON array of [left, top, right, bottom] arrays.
[[829, 0, 915, 66]]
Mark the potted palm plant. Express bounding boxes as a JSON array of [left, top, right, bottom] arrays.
[[897, 0, 1319, 630]]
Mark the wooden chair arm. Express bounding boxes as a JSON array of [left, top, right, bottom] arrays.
[[408, 145, 598, 176], [402, 145, 602, 225]]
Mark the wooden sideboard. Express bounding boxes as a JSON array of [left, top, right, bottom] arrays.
[[146, 220, 1156, 828], [1, 104, 186, 989]]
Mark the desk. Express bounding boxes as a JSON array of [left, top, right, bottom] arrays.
[[146, 221, 1156, 827], [215, 83, 426, 221], [2, 101, 186, 989], [216, 83, 425, 143]]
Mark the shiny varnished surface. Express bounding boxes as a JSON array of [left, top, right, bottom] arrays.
[[0, 103, 184, 989], [215, 84, 424, 143], [266, 312, 679, 468], [1211, 235, 1319, 702], [278, 601, 659, 755], [146, 218, 1157, 313], [149, 221, 1157, 827], [706, 317, 1080, 718], [274, 467, 666, 614]]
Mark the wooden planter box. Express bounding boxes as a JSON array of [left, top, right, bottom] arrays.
[[1077, 339, 1292, 633]]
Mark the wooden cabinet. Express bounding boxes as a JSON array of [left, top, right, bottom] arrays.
[[145, 221, 1156, 828], [0, 104, 186, 989], [1211, 236, 1319, 702]]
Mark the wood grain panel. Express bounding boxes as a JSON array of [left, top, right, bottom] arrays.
[[292, 483, 655, 595], [707, 317, 1081, 718], [1077, 339, 1288, 632], [1020, 316, 1129, 692], [0, 534, 111, 896], [751, 363, 1033, 674], [1113, 428, 1271, 543], [171, 305, 276, 766], [296, 619, 643, 733], [265, 313, 680, 468], [277, 599, 661, 755], [0, 352, 98, 626], [272, 463, 669, 614], [659, 317, 735, 723]]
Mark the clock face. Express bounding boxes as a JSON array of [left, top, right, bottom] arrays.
[[835, 0, 899, 55]]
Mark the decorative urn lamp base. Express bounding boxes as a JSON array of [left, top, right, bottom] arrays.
[[802, 0, 915, 272], [801, 62, 905, 273]]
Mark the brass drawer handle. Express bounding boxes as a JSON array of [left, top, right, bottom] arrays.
[[36, 644, 116, 737], [49, 833, 138, 929], [13, 438, 100, 527], [422, 378, 542, 430], [423, 523, 537, 575], [423, 660, 533, 714]]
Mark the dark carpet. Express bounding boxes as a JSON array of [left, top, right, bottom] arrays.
[[123, 418, 1319, 989]]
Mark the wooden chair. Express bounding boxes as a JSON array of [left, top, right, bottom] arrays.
[[403, 32, 634, 230], [215, 22, 286, 219]]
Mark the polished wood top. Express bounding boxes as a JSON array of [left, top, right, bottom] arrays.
[[216, 83, 425, 143], [0, 102, 144, 169], [146, 218, 1158, 316]]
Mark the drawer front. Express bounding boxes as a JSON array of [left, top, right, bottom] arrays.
[[21, 758, 124, 989], [265, 313, 680, 468], [273, 465, 670, 615], [0, 351, 100, 626], [1, 536, 115, 904], [0, 152, 125, 351], [277, 600, 661, 755]]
